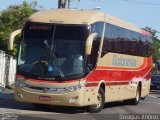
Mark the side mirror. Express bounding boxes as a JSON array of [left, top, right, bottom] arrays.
[[85, 33, 97, 55], [8, 29, 22, 50]]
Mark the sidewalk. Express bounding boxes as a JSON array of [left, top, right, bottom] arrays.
[[0, 88, 14, 100]]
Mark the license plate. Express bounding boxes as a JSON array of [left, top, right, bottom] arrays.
[[39, 95, 52, 101]]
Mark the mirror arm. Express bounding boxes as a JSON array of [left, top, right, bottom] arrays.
[[85, 33, 97, 55], [8, 29, 22, 50]]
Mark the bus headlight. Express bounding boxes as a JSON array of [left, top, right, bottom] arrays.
[[65, 83, 86, 92], [44, 83, 86, 93], [15, 80, 28, 88]]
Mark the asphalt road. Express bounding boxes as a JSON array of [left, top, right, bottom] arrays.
[[0, 90, 160, 120]]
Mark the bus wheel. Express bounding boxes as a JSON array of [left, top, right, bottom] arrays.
[[88, 88, 105, 113], [141, 97, 145, 100], [130, 85, 141, 105], [33, 103, 50, 109]]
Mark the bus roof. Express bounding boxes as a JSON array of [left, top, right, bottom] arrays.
[[29, 9, 151, 37]]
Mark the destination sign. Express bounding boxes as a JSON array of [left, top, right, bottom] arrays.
[[29, 25, 52, 30]]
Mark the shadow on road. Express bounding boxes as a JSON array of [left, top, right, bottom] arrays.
[[0, 93, 144, 114], [150, 90, 160, 95], [0, 93, 86, 114]]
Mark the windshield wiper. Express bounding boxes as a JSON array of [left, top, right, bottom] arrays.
[[51, 50, 65, 79], [49, 26, 65, 79]]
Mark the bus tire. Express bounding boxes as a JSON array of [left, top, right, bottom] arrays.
[[88, 87, 105, 113], [33, 103, 50, 109], [130, 85, 141, 105], [141, 97, 145, 100]]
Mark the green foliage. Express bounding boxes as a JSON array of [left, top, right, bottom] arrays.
[[152, 39, 160, 62], [0, 1, 37, 56], [143, 26, 160, 62]]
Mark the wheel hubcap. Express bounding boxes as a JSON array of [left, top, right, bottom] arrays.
[[95, 93, 102, 108]]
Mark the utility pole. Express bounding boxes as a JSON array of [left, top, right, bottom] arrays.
[[58, 0, 80, 9], [68, 0, 71, 8], [58, 0, 67, 8]]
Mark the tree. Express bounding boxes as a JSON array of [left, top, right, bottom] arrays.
[[143, 26, 160, 62], [0, 1, 37, 56]]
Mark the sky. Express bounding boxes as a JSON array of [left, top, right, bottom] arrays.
[[0, 0, 160, 39]]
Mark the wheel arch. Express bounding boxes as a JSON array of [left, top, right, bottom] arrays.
[[97, 81, 106, 100], [138, 81, 142, 97]]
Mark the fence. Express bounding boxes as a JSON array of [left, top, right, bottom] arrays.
[[0, 50, 16, 89]]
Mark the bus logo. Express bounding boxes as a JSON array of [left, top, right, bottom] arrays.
[[43, 88, 49, 93]]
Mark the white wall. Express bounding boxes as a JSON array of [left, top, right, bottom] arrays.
[[0, 50, 16, 88]]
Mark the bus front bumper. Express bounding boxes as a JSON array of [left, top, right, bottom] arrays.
[[15, 86, 86, 107]]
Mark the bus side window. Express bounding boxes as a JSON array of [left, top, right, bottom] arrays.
[[102, 23, 113, 57]]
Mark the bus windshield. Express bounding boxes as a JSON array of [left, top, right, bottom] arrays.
[[18, 22, 89, 80]]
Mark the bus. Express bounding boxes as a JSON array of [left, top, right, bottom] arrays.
[[8, 9, 152, 113]]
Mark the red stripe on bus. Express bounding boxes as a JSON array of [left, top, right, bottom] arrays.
[[86, 82, 99, 87], [86, 81, 129, 87], [106, 81, 129, 86], [144, 72, 151, 80]]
